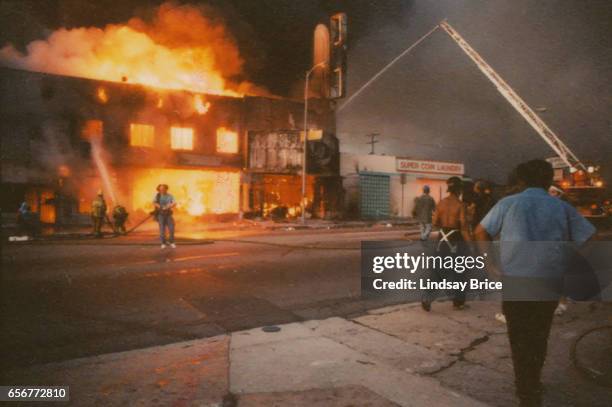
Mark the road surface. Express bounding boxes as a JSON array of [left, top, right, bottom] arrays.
[[2, 227, 419, 370]]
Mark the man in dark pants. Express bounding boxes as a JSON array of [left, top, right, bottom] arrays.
[[422, 176, 472, 312], [475, 159, 595, 406], [502, 300, 558, 405], [412, 185, 436, 241]]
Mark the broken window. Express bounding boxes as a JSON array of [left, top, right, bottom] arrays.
[[216, 127, 238, 153], [170, 127, 194, 150], [130, 123, 154, 147], [82, 120, 103, 141]]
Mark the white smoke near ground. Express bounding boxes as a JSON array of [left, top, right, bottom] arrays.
[[0, 2, 268, 96]]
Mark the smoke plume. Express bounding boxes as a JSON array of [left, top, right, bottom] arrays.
[[0, 2, 266, 96]]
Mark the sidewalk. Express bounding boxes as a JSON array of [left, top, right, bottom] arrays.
[[4, 301, 610, 406]]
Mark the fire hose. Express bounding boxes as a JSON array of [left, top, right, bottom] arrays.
[[570, 324, 612, 387], [97, 212, 153, 238], [9, 212, 155, 242], [11, 216, 420, 248], [125, 213, 153, 234]]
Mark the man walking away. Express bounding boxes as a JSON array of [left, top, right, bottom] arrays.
[[91, 190, 107, 238], [412, 185, 436, 241], [154, 184, 177, 249], [475, 159, 595, 407], [422, 176, 471, 312]]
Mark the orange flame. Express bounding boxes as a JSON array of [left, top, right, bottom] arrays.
[[0, 3, 264, 96], [58, 165, 71, 177], [187, 189, 206, 216], [132, 168, 240, 216], [194, 94, 210, 114], [96, 87, 109, 103]]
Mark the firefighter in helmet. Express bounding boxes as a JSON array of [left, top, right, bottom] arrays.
[[91, 189, 107, 238], [112, 205, 129, 235]]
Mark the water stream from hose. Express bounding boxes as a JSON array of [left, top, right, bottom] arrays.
[[90, 138, 117, 205]]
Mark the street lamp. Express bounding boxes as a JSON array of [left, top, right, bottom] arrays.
[[301, 61, 326, 224]]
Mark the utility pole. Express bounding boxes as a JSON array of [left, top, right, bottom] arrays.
[[365, 133, 379, 155], [301, 61, 327, 225]]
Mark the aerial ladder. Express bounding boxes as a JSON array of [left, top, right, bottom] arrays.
[[438, 21, 607, 218], [439, 20, 586, 172]]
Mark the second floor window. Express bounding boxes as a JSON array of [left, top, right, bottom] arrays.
[[82, 119, 103, 141], [216, 127, 238, 153], [170, 127, 194, 150], [130, 124, 154, 147]]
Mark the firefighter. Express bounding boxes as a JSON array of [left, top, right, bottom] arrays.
[[112, 205, 129, 235], [422, 176, 471, 312], [16, 202, 40, 237], [91, 190, 107, 238], [153, 184, 177, 249]]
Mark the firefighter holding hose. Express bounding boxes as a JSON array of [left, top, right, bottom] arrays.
[[91, 190, 107, 238], [112, 205, 129, 235]]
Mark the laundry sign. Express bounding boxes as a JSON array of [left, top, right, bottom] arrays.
[[396, 158, 464, 175]]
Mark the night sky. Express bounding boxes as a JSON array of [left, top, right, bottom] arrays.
[[335, 0, 612, 181], [1, 0, 611, 181]]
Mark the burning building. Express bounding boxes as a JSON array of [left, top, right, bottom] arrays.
[[0, 66, 340, 225], [0, 3, 346, 227]]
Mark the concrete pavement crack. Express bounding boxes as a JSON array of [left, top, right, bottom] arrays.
[[325, 318, 498, 378], [349, 318, 414, 344], [425, 333, 491, 376], [223, 331, 236, 407]]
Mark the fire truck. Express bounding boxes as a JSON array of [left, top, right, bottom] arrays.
[[545, 157, 609, 220], [439, 21, 610, 223]]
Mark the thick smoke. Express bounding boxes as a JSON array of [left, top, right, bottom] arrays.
[[0, 2, 266, 96]]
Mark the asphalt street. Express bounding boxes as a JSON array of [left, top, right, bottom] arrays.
[[2, 227, 420, 370]]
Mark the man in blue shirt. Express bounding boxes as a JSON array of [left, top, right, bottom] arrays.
[[475, 159, 595, 407], [154, 184, 177, 249]]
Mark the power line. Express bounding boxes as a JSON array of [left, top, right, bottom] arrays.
[[338, 24, 440, 112]]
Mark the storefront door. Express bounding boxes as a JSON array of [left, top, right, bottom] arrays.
[[360, 173, 390, 219]]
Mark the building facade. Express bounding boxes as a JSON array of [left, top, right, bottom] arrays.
[[341, 153, 465, 219], [0, 68, 340, 225]]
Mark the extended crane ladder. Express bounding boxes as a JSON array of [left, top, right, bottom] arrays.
[[439, 20, 586, 171]]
